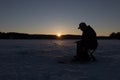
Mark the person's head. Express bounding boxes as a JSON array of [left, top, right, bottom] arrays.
[[78, 22, 87, 31]]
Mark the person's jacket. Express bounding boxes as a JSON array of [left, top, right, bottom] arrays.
[[81, 25, 98, 49]]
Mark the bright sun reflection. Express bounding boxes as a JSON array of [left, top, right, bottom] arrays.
[[57, 33, 62, 38]]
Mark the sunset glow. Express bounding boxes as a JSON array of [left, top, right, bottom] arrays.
[[57, 34, 62, 38]]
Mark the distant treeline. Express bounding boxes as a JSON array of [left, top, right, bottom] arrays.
[[0, 32, 57, 39], [0, 32, 120, 39], [0, 32, 81, 39], [109, 32, 120, 39]]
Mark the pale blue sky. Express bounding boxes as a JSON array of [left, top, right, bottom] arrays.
[[0, 0, 120, 36]]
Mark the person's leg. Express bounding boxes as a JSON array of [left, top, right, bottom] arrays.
[[73, 42, 84, 61], [75, 45, 86, 61], [73, 41, 91, 62], [76, 46, 91, 62], [83, 48, 91, 61]]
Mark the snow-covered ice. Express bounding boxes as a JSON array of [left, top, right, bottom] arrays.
[[0, 40, 120, 80]]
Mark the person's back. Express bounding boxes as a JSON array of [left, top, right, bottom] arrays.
[[81, 25, 98, 50]]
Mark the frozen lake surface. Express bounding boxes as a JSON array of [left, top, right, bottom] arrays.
[[0, 40, 120, 80]]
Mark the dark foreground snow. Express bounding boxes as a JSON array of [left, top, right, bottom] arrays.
[[0, 40, 120, 80]]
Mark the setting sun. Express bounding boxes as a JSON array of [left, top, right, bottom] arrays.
[[57, 33, 62, 38]]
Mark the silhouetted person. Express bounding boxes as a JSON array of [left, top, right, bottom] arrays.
[[74, 22, 98, 62]]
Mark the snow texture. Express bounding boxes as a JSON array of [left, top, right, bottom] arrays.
[[0, 40, 120, 80]]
